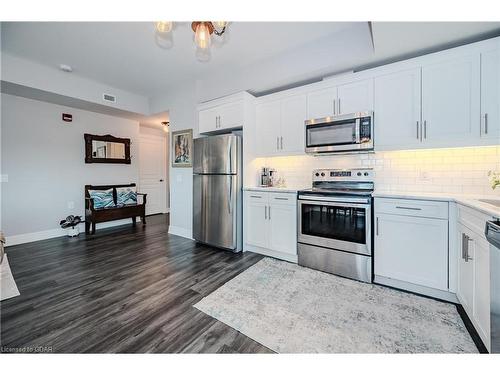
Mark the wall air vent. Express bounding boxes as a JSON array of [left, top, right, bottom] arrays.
[[102, 93, 116, 103]]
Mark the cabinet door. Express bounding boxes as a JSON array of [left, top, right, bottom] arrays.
[[374, 69, 422, 150], [245, 198, 269, 248], [256, 101, 281, 156], [422, 55, 480, 144], [280, 95, 307, 153], [218, 101, 244, 130], [199, 107, 218, 134], [375, 214, 448, 290], [473, 235, 491, 349], [336, 78, 374, 115], [269, 202, 297, 255], [457, 224, 474, 314], [306, 87, 337, 119], [481, 49, 500, 139]]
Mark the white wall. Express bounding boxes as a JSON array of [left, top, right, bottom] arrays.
[[1, 93, 140, 242], [150, 82, 199, 238]]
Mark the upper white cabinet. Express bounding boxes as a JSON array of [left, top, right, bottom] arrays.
[[198, 92, 254, 134], [336, 79, 374, 115], [307, 78, 373, 119], [421, 54, 480, 146], [374, 68, 422, 150], [480, 49, 500, 140], [255, 94, 306, 156]]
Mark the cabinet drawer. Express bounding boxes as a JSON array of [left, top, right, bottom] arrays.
[[457, 204, 490, 238], [269, 192, 297, 205], [245, 191, 269, 202], [375, 198, 448, 219]]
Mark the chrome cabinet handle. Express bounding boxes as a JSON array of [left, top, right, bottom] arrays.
[[461, 233, 467, 260], [416, 121, 419, 140], [250, 195, 262, 198], [376, 217, 379, 236], [338, 98, 341, 114], [333, 99, 336, 115], [485, 113, 488, 134], [268, 206, 271, 220], [423, 120, 427, 139], [280, 136, 283, 150], [276, 137, 279, 150], [274, 197, 289, 201], [264, 206, 267, 220], [395, 206, 422, 211]]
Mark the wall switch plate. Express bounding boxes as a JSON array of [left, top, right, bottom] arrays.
[[67, 201, 75, 209], [1, 174, 8, 182]]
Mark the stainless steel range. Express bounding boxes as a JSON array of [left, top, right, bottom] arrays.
[[298, 168, 374, 283]]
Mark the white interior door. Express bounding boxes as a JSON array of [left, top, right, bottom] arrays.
[[139, 135, 167, 215]]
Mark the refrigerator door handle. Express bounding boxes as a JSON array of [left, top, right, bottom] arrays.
[[228, 175, 232, 214]]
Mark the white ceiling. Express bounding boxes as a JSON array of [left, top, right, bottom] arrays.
[[2, 22, 500, 99]]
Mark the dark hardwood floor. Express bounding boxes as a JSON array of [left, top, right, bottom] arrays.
[[0, 215, 273, 353]]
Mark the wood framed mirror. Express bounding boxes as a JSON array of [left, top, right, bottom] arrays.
[[84, 134, 131, 164]]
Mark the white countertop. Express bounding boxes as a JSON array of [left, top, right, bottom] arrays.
[[373, 190, 500, 218], [244, 186, 303, 194]]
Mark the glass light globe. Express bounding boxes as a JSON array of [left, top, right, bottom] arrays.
[[194, 23, 211, 49], [156, 21, 173, 33], [212, 21, 227, 31]]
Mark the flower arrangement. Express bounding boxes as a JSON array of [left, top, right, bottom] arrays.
[[489, 170, 500, 190]]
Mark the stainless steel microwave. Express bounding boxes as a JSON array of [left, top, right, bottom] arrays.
[[305, 111, 374, 154]]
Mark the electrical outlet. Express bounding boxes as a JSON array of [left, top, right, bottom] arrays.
[[67, 201, 75, 209], [418, 171, 431, 182]]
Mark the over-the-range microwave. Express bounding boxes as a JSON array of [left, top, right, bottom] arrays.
[[305, 111, 374, 154]]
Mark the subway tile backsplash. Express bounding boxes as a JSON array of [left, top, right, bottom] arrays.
[[255, 146, 500, 196]]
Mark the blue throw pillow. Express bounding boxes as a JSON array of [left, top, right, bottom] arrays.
[[116, 186, 137, 206], [89, 188, 115, 209]]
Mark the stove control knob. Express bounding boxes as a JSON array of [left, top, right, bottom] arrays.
[[364, 172, 369, 176], [320, 172, 325, 177], [315, 172, 320, 177], [357, 172, 362, 176]]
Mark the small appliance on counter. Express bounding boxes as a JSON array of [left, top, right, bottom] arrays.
[[260, 167, 276, 187], [297, 168, 374, 283]]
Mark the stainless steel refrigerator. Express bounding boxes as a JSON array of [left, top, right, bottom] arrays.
[[193, 134, 242, 252]]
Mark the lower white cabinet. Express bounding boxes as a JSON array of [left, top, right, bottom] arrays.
[[374, 198, 450, 298], [457, 205, 491, 351], [244, 190, 297, 262]]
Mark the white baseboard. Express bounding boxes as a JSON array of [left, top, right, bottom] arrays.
[[5, 218, 140, 247], [168, 225, 192, 240], [244, 244, 298, 263]]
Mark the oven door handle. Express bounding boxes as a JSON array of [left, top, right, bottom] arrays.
[[298, 195, 370, 205], [298, 198, 370, 209]]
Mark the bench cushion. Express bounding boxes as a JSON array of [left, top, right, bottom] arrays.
[[116, 186, 137, 206], [89, 188, 115, 209]]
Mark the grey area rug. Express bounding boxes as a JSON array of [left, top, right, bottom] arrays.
[[194, 257, 477, 353], [1, 255, 20, 301]]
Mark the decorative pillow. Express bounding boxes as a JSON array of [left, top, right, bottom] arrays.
[[116, 186, 137, 206], [89, 188, 115, 209]]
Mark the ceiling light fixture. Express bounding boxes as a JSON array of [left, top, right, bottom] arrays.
[[155, 21, 228, 58]]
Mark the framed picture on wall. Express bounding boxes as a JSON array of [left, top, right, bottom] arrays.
[[171, 129, 193, 168]]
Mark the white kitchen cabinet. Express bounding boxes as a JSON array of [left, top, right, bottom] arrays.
[[306, 78, 373, 119], [244, 190, 297, 262], [245, 194, 269, 249], [255, 94, 306, 156], [374, 68, 422, 150], [421, 54, 480, 145], [306, 87, 336, 119], [198, 92, 253, 134], [480, 49, 500, 140], [336, 79, 374, 115], [457, 206, 491, 351], [375, 211, 448, 291]]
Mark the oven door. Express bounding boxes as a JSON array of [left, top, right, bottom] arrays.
[[305, 117, 360, 153], [298, 196, 372, 256]]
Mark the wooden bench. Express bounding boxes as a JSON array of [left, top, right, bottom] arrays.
[[85, 183, 147, 235]]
